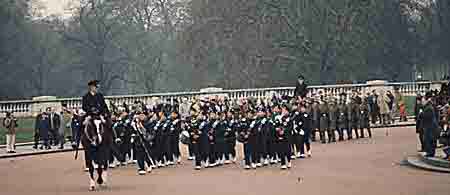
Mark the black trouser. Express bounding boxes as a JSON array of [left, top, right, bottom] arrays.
[[350, 124, 359, 139], [208, 143, 217, 164], [49, 128, 59, 145], [192, 142, 202, 167], [136, 146, 154, 170], [188, 143, 194, 157], [360, 126, 372, 138], [277, 141, 291, 165], [319, 128, 327, 143], [71, 126, 81, 144], [424, 128, 436, 156], [370, 111, 378, 124], [173, 135, 180, 159], [327, 128, 336, 142], [119, 140, 131, 163], [291, 134, 300, 155], [337, 126, 345, 141], [267, 140, 276, 160], [299, 129, 311, 155], [224, 141, 236, 160], [34, 131, 40, 148], [257, 136, 268, 161], [243, 143, 256, 166], [109, 143, 125, 163], [37, 129, 49, 148]]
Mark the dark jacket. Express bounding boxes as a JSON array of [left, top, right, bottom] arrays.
[[35, 114, 50, 137], [294, 82, 308, 98], [82, 92, 110, 116]]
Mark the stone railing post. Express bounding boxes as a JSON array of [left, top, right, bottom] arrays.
[[31, 96, 62, 117], [366, 80, 390, 95]]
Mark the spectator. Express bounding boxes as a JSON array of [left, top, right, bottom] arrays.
[[3, 111, 18, 153], [34, 109, 51, 150], [60, 105, 72, 149], [48, 107, 61, 146], [386, 90, 395, 124], [369, 90, 380, 124], [393, 88, 404, 121], [179, 97, 191, 120], [378, 91, 390, 125]]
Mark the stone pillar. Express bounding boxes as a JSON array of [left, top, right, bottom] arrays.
[[31, 96, 61, 117], [199, 87, 228, 99], [366, 80, 390, 95]]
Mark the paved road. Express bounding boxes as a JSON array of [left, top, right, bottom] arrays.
[[1, 126, 449, 195]]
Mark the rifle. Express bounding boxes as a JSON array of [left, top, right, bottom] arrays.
[[132, 120, 156, 166]]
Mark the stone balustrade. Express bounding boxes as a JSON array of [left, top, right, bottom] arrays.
[[0, 80, 445, 118]]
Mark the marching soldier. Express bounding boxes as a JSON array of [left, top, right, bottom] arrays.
[[274, 106, 292, 169], [198, 112, 211, 167], [291, 106, 302, 158], [169, 111, 182, 164], [224, 109, 238, 163], [359, 98, 372, 138], [237, 111, 253, 169], [208, 112, 219, 167], [328, 98, 338, 143], [189, 115, 203, 170], [215, 112, 227, 165], [298, 104, 312, 157]]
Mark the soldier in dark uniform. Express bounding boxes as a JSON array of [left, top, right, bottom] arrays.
[[224, 109, 238, 163], [318, 97, 329, 144], [189, 115, 203, 170], [198, 112, 211, 167], [350, 97, 361, 139], [328, 98, 338, 143], [291, 106, 302, 158], [337, 97, 348, 141], [297, 104, 312, 158], [275, 109, 292, 169], [238, 111, 254, 169], [168, 111, 182, 164], [359, 98, 372, 138], [207, 112, 219, 167], [214, 111, 227, 165]]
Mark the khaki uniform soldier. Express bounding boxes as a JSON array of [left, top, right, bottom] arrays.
[[349, 98, 360, 139], [337, 99, 348, 141], [346, 99, 355, 139], [311, 100, 320, 142], [328, 98, 338, 143], [359, 99, 372, 138], [318, 98, 329, 144]]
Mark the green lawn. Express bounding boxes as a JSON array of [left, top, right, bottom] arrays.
[[0, 117, 36, 145]]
